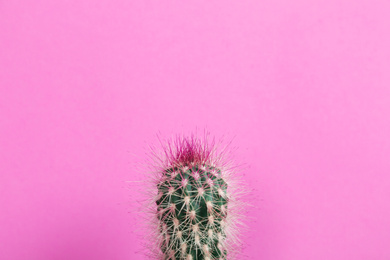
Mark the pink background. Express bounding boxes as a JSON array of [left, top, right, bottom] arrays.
[[1, 1, 390, 259]]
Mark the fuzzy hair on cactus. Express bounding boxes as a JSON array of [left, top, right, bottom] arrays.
[[142, 134, 246, 260]]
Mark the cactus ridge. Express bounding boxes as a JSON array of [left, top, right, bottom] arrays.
[[157, 164, 228, 260]]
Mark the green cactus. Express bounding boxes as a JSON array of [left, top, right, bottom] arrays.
[[144, 134, 245, 260], [156, 164, 228, 260]]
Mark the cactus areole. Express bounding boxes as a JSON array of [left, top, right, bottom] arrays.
[[151, 135, 241, 260]]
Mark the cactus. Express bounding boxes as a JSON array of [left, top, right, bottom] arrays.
[[144, 134, 245, 260], [156, 164, 228, 260]]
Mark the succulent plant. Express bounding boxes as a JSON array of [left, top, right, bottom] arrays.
[[144, 134, 246, 260]]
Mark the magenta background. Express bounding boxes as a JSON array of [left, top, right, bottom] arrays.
[[1, 1, 390, 259]]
